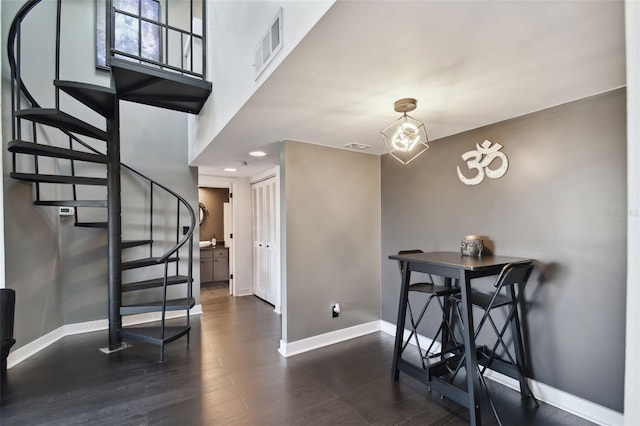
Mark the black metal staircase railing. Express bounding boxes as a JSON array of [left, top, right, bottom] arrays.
[[109, 1, 207, 78], [7, 0, 211, 360]]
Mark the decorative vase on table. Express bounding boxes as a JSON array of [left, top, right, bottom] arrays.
[[461, 235, 483, 257]]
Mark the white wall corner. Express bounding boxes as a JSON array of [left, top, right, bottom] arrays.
[[191, 1, 335, 162], [625, 1, 640, 425]]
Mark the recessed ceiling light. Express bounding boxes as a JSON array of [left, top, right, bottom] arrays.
[[249, 151, 267, 157], [224, 168, 237, 172], [344, 142, 371, 150]]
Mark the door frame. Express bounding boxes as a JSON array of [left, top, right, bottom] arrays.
[[197, 177, 234, 294], [250, 166, 281, 314]]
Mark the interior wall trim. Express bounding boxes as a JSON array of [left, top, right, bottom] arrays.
[[278, 320, 380, 357], [625, 2, 640, 425], [250, 165, 279, 185], [379, 320, 624, 426], [7, 305, 203, 369]]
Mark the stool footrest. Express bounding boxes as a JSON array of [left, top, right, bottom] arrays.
[[422, 343, 465, 360], [397, 359, 430, 386], [477, 346, 524, 381], [430, 375, 469, 407]]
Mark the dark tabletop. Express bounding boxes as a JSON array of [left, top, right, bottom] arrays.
[[388, 251, 530, 272]]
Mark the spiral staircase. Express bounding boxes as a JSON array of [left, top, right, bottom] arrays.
[[6, 0, 212, 361]]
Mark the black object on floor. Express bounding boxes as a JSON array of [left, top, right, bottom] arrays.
[[0, 288, 16, 378]]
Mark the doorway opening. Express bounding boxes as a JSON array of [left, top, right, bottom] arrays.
[[198, 187, 231, 300]]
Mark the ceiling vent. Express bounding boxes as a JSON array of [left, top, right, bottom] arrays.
[[344, 143, 372, 150], [254, 8, 283, 78]]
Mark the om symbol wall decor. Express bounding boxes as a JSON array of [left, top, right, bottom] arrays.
[[456, 139, 509, 186]]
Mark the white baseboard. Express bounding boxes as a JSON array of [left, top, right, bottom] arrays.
[[7, 305, 203, 369], [484, 368, 623, 426], [236, 289, 254, 297], [278, 320, 380, 357], [379, 320, 624, 426]]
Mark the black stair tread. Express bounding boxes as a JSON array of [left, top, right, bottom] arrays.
[[35, 200, 107, 208], [54, 80, 116, 118], [11, 172, 107, 186], [122, 257, 178, 270], [120, 297, 196, 315], [15, 108, 108, 141], [8, 140, 107, 163], [118, 325, 191, 346], [122, 239, 153, 249], [119, 95, 206, 115], [75, 222, 108, 228], [122, 275, 191, 292], [110, 57, 212, 114]]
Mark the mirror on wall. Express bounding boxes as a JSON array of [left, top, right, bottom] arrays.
[[198, 187, 229, 243], [199, 203, 207, 225]]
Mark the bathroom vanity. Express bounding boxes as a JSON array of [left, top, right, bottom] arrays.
[[200, 246, 229, 283]]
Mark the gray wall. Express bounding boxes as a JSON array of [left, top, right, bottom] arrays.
[[381, 88, 627, 411], [2, 0, 67, 346], [2, 0, 200, 347], [282, 141, 380, 342]]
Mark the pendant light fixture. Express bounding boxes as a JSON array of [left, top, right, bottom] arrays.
[[381, 98, 429, 164]]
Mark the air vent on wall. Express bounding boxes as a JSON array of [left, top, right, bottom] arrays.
[[254, 8, 283, 78]]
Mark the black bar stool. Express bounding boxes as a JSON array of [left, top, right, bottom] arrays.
[[397, 250, 460, 369], [452, 261, 539, 424]]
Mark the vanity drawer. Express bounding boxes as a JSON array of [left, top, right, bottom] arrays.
[[200, 248, 213, 259], [213, 248, 228, 258]]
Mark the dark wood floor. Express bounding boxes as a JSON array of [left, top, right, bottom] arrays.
[[1, 285, 594, 425]]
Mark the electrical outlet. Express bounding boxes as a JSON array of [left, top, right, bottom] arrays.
[[332, 303, 340, 318]]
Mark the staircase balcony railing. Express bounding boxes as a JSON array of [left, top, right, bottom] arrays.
[[6, 0, 205, 358], [106, 0, 207, 79]]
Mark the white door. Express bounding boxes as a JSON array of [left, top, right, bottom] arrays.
[[252, 183, 266, 300], [263, 178, 278, 305], [251, 176, 279, 307]]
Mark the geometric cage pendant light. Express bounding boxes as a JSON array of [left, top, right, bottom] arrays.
[[380, 98, 430, 164]]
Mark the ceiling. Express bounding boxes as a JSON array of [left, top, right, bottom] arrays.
[[195, 0, 625, 178]]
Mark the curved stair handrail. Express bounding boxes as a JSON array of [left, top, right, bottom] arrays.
[[7, 0, 41, 115], [123, 164, 195, 262], [7, 0, 200, 358], [7, 0, 196, 264]]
